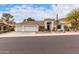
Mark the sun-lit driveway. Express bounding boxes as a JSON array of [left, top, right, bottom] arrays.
[[1, 31, 79, 37], [0, 31, 37, 37]]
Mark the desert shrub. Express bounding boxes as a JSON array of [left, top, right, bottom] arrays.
[[71, 22, 79, 31], [39, 26, 45, 32], [64, 26, 71, 31], [52, 27, 56, 32], [7, 26, 15, 31], [0, 31, 3, 33], [0, 30, 9, 33]]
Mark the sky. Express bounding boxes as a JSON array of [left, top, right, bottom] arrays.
[[0, 4, 79, 23]]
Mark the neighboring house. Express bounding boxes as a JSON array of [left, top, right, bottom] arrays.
[[15, 18, 71, 32]]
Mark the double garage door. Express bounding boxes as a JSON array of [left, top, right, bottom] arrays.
[[15, 25, 39, 32], [24, 26, 38, 32]]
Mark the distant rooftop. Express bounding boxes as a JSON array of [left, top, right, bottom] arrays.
[[44, 18, 55, 21]]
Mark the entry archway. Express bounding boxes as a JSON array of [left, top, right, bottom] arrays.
[[47, 22, 51, 31]]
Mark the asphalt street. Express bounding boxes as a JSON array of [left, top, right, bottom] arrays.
[[0, 35, 79, 54]]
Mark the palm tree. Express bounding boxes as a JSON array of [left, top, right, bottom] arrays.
[[65, 8, 79, 31]]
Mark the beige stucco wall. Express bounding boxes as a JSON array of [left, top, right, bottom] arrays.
[[60, 21, 71, 27], [15, 24, 23, 31]]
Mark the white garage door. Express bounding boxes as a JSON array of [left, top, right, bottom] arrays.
[[24, 26, 38, 32]]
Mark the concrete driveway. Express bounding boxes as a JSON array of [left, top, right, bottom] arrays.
[[1, 31, 79, 37], [0, 32, 36, 37]]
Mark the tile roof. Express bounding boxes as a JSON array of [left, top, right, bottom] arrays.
[[44, 18, 55, 21], [16, 21, 45, 26]]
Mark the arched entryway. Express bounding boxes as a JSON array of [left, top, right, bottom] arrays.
[[47, 22, 51, 31]]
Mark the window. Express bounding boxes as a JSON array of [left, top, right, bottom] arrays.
[[57, 25, 61, 29]]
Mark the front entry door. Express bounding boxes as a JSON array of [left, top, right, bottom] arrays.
[[47, 25, 50, 31], [57, 25, 61, 29], [47, 22, 51, 31]]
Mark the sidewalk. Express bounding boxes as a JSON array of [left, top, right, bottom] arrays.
[[0, 32, 79, 37]]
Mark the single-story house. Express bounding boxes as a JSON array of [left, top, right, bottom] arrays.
[[15, 18, 71, 32]]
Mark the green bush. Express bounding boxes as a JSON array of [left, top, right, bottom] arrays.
[[52, 27, 56, 32], [0, 31, 3, 33], [64, 26, 71, 31], [6, 26, 15, 31], [71, 22, 79, 31], [0, 30, 9, 33], [39, 26, 45, 32], [0, 26, 15, 34]]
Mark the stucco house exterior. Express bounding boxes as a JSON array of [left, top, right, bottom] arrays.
[[15, 18, 71, 32]]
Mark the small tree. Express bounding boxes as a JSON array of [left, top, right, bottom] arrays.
[[65, 8, 79, 22], [27, 17, 35, 21], [65, 8, 79, 31]]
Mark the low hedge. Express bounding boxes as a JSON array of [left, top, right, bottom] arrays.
[[52, 27, 56, 32], [0, 30, 9, 33], [39, 26, 45, 32], [64, 26, 71, 31]]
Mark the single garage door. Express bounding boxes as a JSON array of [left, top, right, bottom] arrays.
[[24, 25, 38, 32]]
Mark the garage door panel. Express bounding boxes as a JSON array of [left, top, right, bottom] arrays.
[[24, 26, 38, 32]]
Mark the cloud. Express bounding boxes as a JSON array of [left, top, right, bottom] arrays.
[[51, 4, 79, 19], [0, 4, 79, 23], [6, 5, 54, 23]]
